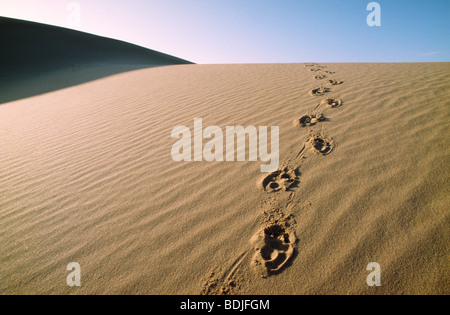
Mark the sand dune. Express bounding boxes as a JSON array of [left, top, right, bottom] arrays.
[[0, 17, 192, 104], [0, 22, 449, 295]]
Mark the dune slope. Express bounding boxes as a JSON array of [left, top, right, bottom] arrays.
[[0, 17, 193, 104]]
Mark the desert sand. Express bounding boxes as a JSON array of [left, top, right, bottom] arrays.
[[0, 18, 449, 295]]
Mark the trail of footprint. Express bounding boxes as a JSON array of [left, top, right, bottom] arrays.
[[252, 128, 335, 278], [250, 63, 338, 277], [252, 65, 335, 278], [250, 63, 336, 280], [201, 63, 341, 293]]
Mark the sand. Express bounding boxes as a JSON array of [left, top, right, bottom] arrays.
[[1, 19, 449, 295]]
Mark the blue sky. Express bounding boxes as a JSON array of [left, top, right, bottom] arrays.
[[1, 0, 449, 63]]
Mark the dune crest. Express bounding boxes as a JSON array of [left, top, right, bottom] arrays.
[[0, 17, 193, 104]]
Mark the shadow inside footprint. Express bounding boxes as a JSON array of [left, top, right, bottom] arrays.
[[252, 224, 297, 277], [309, 133, 335, 155], [327, 79, 344, 86], [321, 98, 343, 108], [258, 168, 299, 192], [314, 74, 327, 80], [309, 87, 330, 96], [293, 113, 326, 128]]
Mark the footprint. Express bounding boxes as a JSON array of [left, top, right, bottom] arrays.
[[327, 79, 344, 86], [321, 98, 343, 108], [309, 133, 335, 155], [258, 168, 298, 192], [293, 113, 326, 128], [309, 68, 321, 72], [309, 87, 330, 96], [324, 71, 335, 74], [314, 74, 327, 80], [251, 224, 297, 277]]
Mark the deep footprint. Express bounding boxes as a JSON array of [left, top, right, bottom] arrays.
[[293, 113, 326, 128], [321, 98, 343, 108], [327, 79, 344, 86], [251, 224, 297, 277], [258, 168, 298, 192], [309, 133, 335, 155], [309, 87, 330, 96]]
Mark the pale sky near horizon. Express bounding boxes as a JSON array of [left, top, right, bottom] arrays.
[[1, 0, 449, 64]]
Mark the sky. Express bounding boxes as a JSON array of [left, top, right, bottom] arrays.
[[0, 0, 449, 64]]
